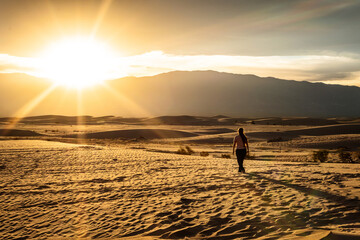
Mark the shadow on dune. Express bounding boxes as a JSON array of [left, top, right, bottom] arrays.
[[65, 129, 198, 140], [248, 124, 360, 141], [284, 124, 360, 136], [0, 129, 42, 137]]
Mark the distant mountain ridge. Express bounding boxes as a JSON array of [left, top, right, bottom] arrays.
[[108, 71, 360, 117], [0, 71, 359, 117]]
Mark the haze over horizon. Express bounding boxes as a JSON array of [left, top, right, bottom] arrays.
[[1, 0, 360, 87]]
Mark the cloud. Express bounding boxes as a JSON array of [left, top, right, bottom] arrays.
[[310, 72, 354, 82], [118, 51, 360, 86], [0, 54, 38, 74], [1, 51, 360, 86]]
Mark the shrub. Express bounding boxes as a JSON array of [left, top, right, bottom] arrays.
[[338, 148, 353, 163], [176, 145, 194, 155], [185, 146, 195, 154], [176, 147, 188, 155], [200, 151, 209, 157], [313, 150, 329, 162], [221, 154, 231, 159]]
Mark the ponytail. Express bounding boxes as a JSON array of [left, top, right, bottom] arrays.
[[238, 128, 247, 144]]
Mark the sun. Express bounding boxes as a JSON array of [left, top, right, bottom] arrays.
[[37, 36, 118, 89]]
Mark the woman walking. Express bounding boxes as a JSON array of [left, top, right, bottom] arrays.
[[232, 128, 249, 173]]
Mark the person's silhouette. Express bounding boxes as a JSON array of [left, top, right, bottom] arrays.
[[232, 128, 249, 173]]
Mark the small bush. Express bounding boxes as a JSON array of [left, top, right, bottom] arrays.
[[176, 145, 194, 155], [313, 150, 329, 162], [338, 148, 353, 163], [221, 154, 231, 159], [200, 151, 209, 157], [185, 146, 195, 154], [176, 147, 188, 155]]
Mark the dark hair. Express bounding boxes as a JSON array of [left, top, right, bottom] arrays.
[[238, 128, 247, 144]]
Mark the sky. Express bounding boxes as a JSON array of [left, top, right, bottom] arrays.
[[1, 0, 360, 86]]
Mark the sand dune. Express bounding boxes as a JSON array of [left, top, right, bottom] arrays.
[[286, 124, 360, 136], [146, 115, 204, 125], [274, 135, 360, 150], [2, 115, 351, 126], [195, 128, 235, 135], [248, 124, 360, 140], [1, 119, 360, 238], [0, 128, 42, 137], [249, 117, 339, 126], [66, 129, 198, 139], [247, 124, 360, 151], [1, 140, 359, 239]]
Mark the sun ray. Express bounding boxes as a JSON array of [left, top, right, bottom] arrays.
[[76, 89, 87, 144], [75, 89, 86, 174], [4, 84, 58, 133], [100, 82, 154, 118], [90, 0, 113, 39]]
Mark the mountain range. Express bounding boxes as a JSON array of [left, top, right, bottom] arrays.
[[0, 71, 359, 117]]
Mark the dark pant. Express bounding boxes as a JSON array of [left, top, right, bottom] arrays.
[[236, 149, 246, 173]]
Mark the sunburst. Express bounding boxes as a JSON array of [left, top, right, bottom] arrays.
[[37, 36, 118, 89]]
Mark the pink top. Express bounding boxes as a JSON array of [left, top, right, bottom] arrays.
[[234, 135, 246, 149]]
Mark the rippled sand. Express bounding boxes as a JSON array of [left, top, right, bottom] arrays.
[[1, 140, 360, 239]]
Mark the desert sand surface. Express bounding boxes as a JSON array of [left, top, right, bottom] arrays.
[[1, 116, 360, 239]]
